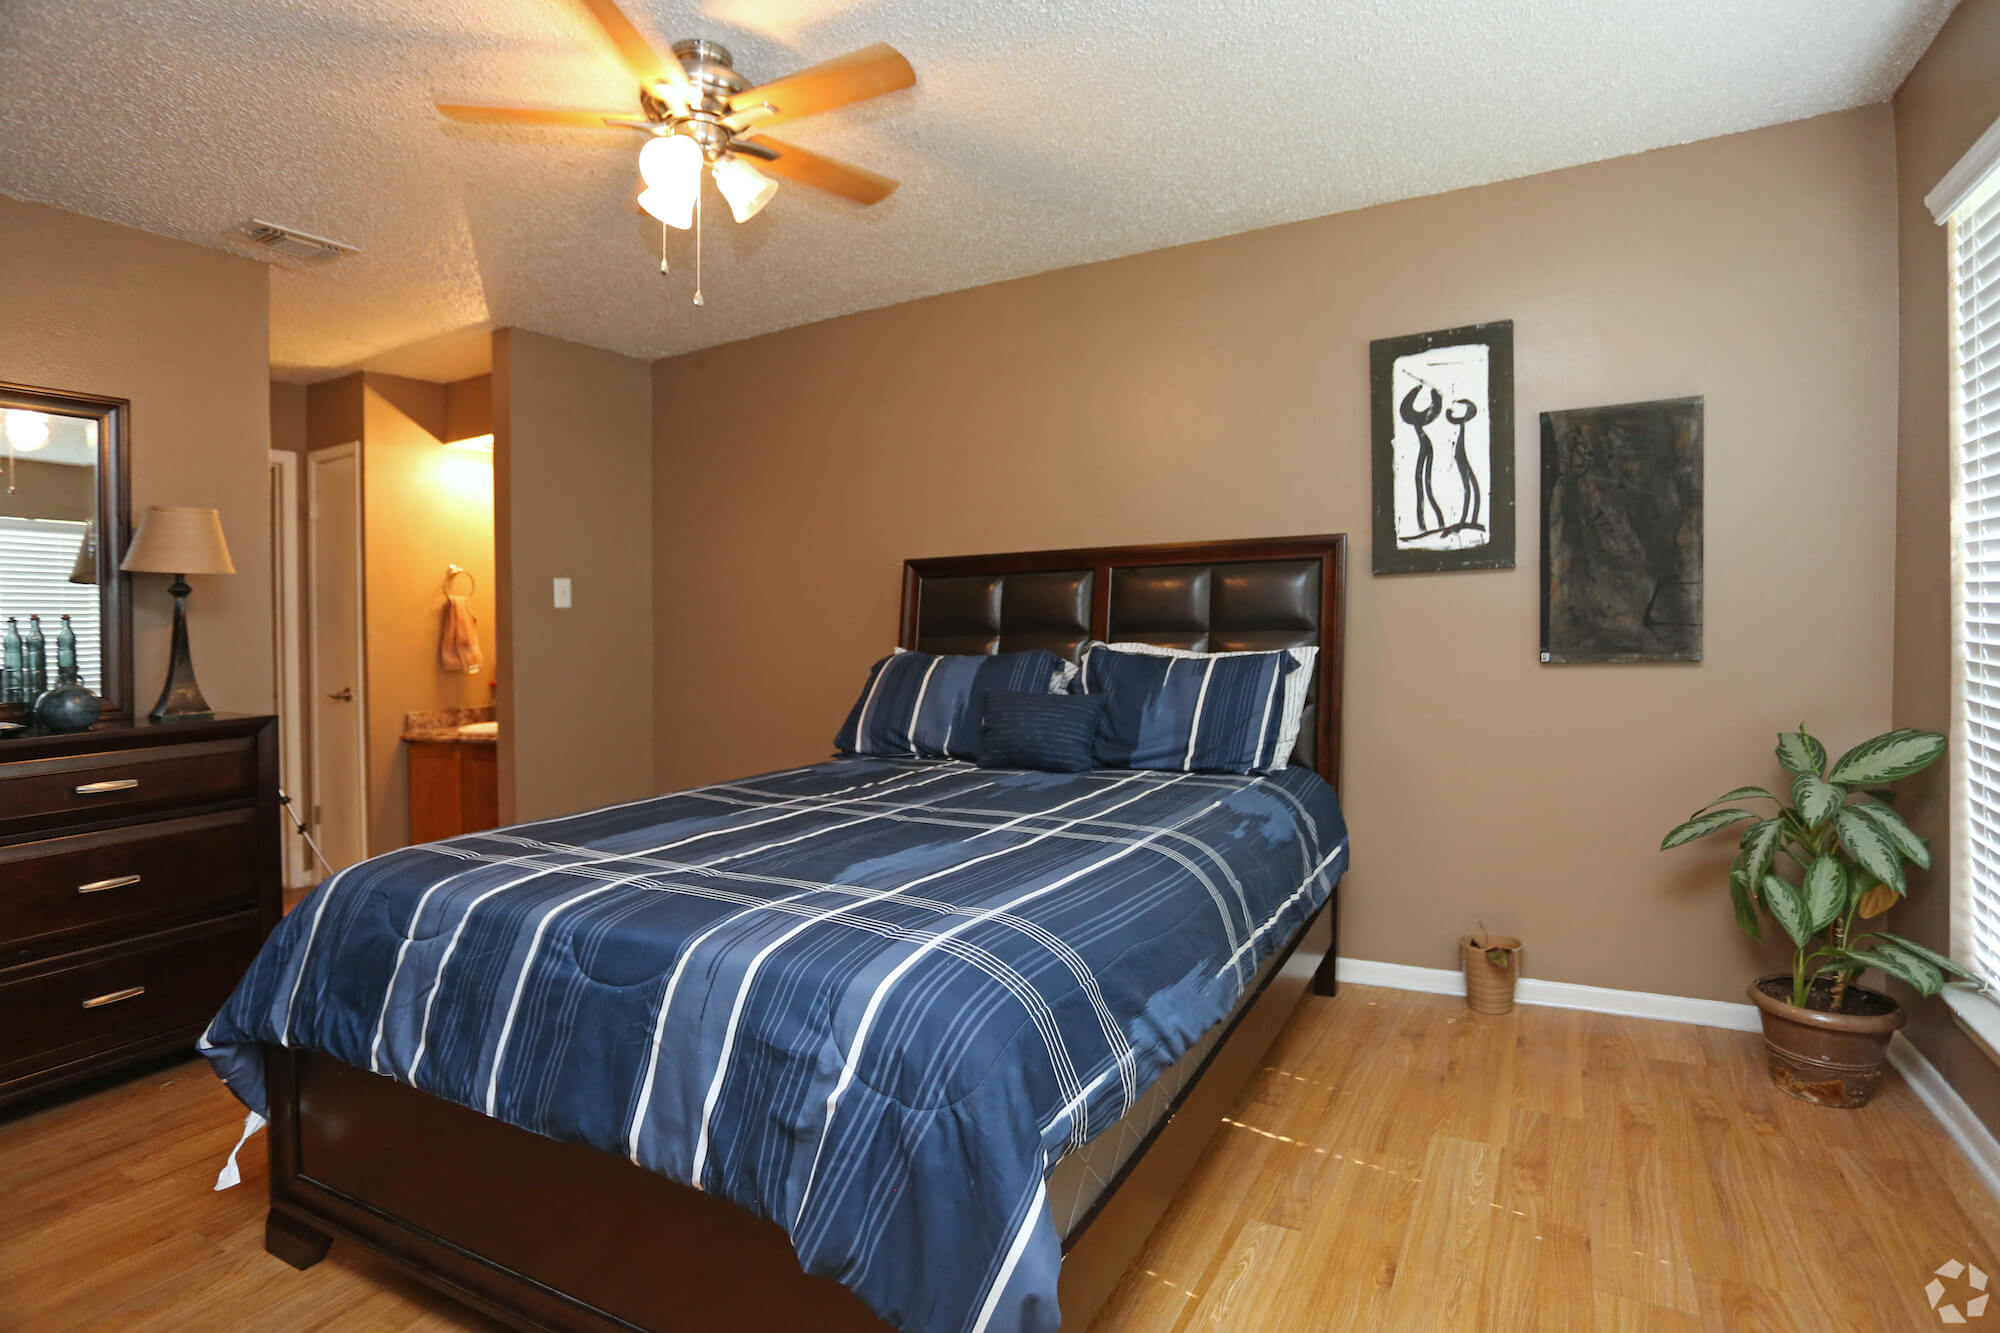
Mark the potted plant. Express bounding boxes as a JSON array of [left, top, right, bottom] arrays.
[[1661, 724, 1977, 1107]]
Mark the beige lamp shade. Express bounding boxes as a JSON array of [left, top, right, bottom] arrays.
[[68, 522, 97, 585], [121, 505, 236, 576]]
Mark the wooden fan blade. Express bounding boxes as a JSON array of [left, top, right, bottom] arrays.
[[572, 0, 684, 88], [753, 137, 897, 205], [436, 103, 630, 129], [726, 43, 913, 131]]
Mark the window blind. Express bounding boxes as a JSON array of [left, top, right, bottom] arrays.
[[0, 515, 102, 690], [1955, 163, 2000, 989]]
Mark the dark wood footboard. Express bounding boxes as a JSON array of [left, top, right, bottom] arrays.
[[262, 896, 1335, 1332]]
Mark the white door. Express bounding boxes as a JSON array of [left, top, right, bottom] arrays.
[[308, 444, 368, 872], [269, 450, 310, 886]]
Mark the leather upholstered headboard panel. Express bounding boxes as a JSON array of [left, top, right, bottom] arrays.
[[908, 569, 1093, 659], [901, 535, 1347, 792]]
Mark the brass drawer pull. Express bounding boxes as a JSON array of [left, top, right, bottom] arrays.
[[81, 986, 145, 1010], [74, 778, 140, 796], [76, 874, 143, 895]]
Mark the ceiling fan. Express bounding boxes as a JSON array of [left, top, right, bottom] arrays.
[[436, 0, 914, 298]]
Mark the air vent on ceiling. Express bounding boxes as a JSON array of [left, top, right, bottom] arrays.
[[236, 219, 360, 262]]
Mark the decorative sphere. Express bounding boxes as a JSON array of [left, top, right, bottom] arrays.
[[34, 681, 101, 732]]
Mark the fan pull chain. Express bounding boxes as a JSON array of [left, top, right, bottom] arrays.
[[692, 188, 704, 307], [658, 220, 668, 275]]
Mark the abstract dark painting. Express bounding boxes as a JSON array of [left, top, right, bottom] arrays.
[[1370, 321, 1514, 574], [1540, 396, 1703, 663]]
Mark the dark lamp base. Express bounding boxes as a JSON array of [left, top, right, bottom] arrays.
[[148, 574, 214, 723]]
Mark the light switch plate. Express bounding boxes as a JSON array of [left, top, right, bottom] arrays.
[[553, 577, 572, 609]]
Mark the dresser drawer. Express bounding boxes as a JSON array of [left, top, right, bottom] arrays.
[[0, 736, 257, 832], [0, 808, 260, 960], [0, 915, 260, 1076]]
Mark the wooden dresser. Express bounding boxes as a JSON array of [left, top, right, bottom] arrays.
[[0, 714, 280, 1109]]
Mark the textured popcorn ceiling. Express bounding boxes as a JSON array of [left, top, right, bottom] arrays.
[[0, 0, 1956, 381]]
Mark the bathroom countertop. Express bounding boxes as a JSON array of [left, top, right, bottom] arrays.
[[402, 706, 498, 743]]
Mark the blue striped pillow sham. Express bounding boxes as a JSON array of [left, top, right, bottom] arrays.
[[976, 690, 1107, 772], [1079, 641, 1300, 774], [835, 648, 1075, 760], [1096, 640, 1317, 771]]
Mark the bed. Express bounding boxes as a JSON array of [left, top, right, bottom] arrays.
[[211, 534, 1349, 1333]]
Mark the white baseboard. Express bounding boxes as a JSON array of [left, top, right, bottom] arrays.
[[1887, 1032, 2000, 1203], [1332, 956, 1763, 1032]]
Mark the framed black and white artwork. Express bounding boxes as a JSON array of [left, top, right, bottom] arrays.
[[1539, 395, 1704, 664], [1369, 320, 1515, 575]]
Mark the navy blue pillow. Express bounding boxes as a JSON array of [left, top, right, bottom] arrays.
[[835, 649, 1072, 759], [1080, 644, 1298, 774], [976, 691, 1106, 773]]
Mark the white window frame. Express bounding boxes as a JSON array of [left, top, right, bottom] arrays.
[[1941, 114, 2000, 1048]]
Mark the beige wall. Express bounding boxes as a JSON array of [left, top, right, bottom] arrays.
[[1893, 1, 2000, 1134], [1, 457, 95, 523], [0, 195, 272, 717], [494, 329, 653, 823], [651, 107, 1900, 1004], [358, 373, 497, 853]]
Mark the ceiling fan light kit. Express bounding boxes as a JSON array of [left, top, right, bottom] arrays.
[[437, 5, 914, 307]]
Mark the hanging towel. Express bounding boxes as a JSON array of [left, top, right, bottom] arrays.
[[441, 593, 483, 674]]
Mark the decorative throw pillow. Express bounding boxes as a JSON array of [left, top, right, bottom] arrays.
[[1096, 641, 1316, 771], [1079, 642, 1300, 774], [835, 648, 1073, 760], [976, 691, 1107, 773]]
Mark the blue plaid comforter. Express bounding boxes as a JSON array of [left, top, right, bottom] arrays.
[[203, 757, 1348, 1333]]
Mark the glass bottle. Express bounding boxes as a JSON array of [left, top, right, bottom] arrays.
[[1, 618, 20, 704], [56, 614, 78, 685], [25, 615, 46, 700]]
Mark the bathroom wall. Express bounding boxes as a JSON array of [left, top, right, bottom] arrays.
[[358, 373, 497, 854], [296, 370, 496, 856]]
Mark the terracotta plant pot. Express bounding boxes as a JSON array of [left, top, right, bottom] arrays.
[[1747, 975, 1907, 1108], [1461, 935, 1521, 1015]]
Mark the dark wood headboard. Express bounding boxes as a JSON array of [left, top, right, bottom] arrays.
[[899, 535, 1347, 794]]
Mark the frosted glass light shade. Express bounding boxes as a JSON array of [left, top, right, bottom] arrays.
[[121, 506, 236, 576], [712, 155, 778, 222], [638, 133, 702, 230], [5, 410, 50, 452]]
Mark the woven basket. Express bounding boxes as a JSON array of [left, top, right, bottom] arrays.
[[1461, 935, 1521, 1015]]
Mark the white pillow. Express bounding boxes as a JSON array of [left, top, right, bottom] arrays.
[[1096, 641, 1316, 771]]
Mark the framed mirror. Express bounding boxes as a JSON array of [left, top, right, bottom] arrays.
[[0, 381, 133, 723]]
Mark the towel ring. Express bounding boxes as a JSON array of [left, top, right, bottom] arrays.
[[444, 564, 476, 597]]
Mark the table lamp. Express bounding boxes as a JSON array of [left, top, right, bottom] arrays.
[[121, 505, 235, 721]]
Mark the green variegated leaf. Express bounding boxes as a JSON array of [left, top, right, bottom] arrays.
[[1863, 933, 1981, 984], [1852, 801, 1931, 870], [1802, 855, 1847, 933], [1661, 808, 1756, 850], [1740, 818, 1783, 886], [1777, 729, 1826, 778], [1835, 808, 1906, 894], [1761, 874, 1813, 948], [1826, 728, 1947, 786], [1695, 786, 1778, 813], [1728, 862, 1761, 941], [1792, 774, 1842, 828], [1839, 944, 1943, 996]]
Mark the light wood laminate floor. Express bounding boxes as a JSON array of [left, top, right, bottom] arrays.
[[2, 985, 1994, 1331]]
